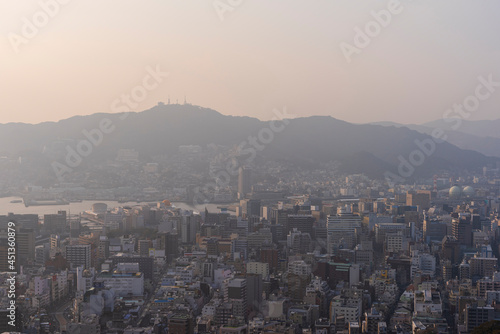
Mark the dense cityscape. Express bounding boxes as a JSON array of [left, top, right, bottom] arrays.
[[3, 1, 500, 333], [1, 154, 500, 333]]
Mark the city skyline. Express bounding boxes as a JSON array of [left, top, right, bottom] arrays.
[[2, 2, 500, 333]]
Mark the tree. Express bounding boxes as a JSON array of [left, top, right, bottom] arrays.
[[471, 321, 500, 334]]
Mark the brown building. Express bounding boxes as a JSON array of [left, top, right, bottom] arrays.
[[260, 247, 279, 272], [406, 191, 430, 211], [442, 236, 461, 265], [452, 219, 472, 247], [288, 273, 310, 302], [470, 256, 498, 279], [168, 313, 194, 334]]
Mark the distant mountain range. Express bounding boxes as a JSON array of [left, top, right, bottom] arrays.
[[422, 119, 500, 139], [371, 119, 500, 158], [1, 104, 498, 181]]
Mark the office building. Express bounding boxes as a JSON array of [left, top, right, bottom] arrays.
[[238, 166, 252, 199], [169, 313, 195, 334], [406, 191, 430, 211], [226, 278, 248, 320], [164, 232, 179, 262], [66, 244, 91, 269], [95, 263, 144, 297], [17, 228, 35, 266], [452, 218, 472, 247], [98, 236, 110, 260], [35, 243, 50, 266], [70, 219, 81, 238], [111, 253, 154, 280], [465, 305, 494, 332], [287, 214, 314, 235], [423, 218, 447, 243], [44, 211, 67, 232], [0, 213, 38, 230], [180, 212, 198, 244], [327, 206, 362, 251], [138, 239, 151, 257]]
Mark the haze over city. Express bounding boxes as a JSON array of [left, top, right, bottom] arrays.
[[2, 1, 500, 124], [2, 2, 500, 334]]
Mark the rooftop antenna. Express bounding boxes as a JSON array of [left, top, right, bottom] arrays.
[[168, 96, 170, 104], [184, 95, 187, 105]]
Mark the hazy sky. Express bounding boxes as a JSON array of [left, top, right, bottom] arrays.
[[1, 1, 500, 124]]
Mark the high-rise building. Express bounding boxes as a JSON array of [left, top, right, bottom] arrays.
[[44, 211, 67, 232], [275, 208, 291, 226], [329, 290, 362, 326], [164, 232, 179, 262], [247, 262, 269, 278], [0, 234, 8, 271], [180, 212, 198, 244], [363, 308, 383, 334], [98, 236, 110, 260], [215, 303, 233, 326], [423, 217, 447, 244], [17, 228, 35, 266], [35, 243, 50, 266], [206, 238, 219, 257], [465, 304, 494, 332], [226, 278, 248, 320], [406, 191, 430, 211], [374, 223, 407, 245], [452, 218, 472, 247], [287, 229, 312, 254], [287, 214, 314, 235], [78, 233, 99, 269], [232, 238, 247, 260], [469, 256, 498, 279], [66, 244, 91, 269], [270, 224, 285, 243], [70, 219, 81, 238], [248, 215, 260, 233], [247, 228, 273, 250], [138, 239, 151, 256], [442, 260, 453, 281], [246, 274, 263, 313], [0, 213, 38, 230], [442, 236, 461, 265], [240, 199, 261, 219], [459, 260, 470, 280], [260, 247, 278, 272], [327, 206, 362, 251], [50, 234, 61, 249], [238, 167, 252, 199]]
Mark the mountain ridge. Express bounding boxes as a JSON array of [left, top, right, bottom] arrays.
[[1, 103, 498, 182], [369, 119, 500, 158]]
